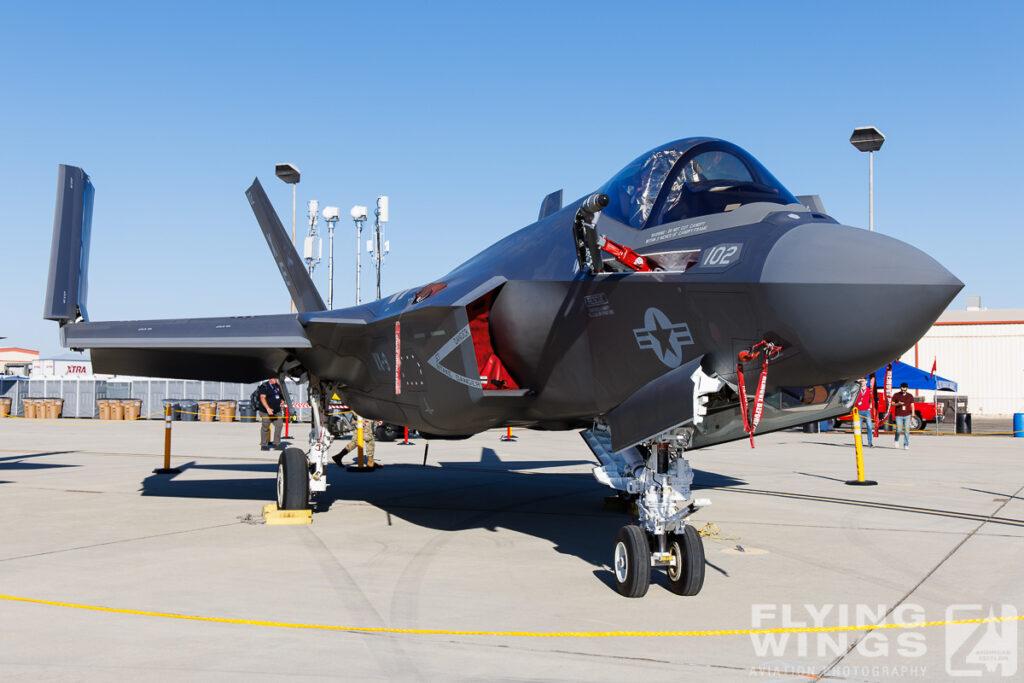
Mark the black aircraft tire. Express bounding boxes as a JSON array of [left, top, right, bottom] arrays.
[[277, 448, 309, 510], [667, 525, 706, 596], [374, 423, 400, 442], [613, 526, 650, 598], [910, 414, 924, 431]]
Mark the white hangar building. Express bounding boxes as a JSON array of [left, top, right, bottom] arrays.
[[899, 300, 1023, 416]]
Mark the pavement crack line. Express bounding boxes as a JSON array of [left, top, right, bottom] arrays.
[[301, 527, 426, 683], [816, 482, 1024, 679], [0, 522, 239, 563]]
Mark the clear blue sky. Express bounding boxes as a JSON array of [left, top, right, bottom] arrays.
[[2, 1, 1020, 356]]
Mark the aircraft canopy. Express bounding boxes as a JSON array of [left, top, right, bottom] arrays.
[[869, 361, 958, 392], [599, 138, 799, 230]]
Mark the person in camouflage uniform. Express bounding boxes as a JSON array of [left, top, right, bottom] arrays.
[[332, 417, 375, 467]]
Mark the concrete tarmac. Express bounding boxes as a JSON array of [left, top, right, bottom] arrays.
[[1, 418, 1022, 681]]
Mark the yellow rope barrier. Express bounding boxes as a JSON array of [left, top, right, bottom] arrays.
[[0, 593, 1019, 638]]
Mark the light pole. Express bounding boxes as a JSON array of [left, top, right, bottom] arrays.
[[373, 196, 389, 300], [321, 207, 340, 309], [350, 205, 368, 304], [274, 163, 300, 310], [303, 200, 321, 277], [849, 127, 885, 232]]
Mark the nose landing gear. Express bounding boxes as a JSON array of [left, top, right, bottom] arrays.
[[586, 425, 709, 598]]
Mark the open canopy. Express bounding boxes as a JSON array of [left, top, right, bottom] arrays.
[[598, 138, 799, 229], [869, 360, 957, 392]]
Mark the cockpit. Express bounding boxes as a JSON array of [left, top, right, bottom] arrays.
[[598, 138, 799, 229]]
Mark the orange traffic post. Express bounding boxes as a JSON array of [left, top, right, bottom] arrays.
[[845, 408, 876, 486], [397, 425, 414, 446], [500, 426, 517, 442], [154, 402, 181, 474], [284, 404, 290, 439]]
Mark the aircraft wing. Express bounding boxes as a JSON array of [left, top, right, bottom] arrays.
[[61, 314, 310, 383]]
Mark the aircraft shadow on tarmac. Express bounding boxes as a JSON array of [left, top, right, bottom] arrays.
[[0, 451, 79, 471], [137, 447, 746, 587], [140, 461, 277, 500]]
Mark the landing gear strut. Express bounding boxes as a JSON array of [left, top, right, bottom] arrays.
[[585, 425, 709, 598], [274, 380, 336, 511]]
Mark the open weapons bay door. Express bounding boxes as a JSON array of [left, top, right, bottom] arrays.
[[465, 289, 523, 394]]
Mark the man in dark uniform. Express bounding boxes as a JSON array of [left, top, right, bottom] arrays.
[[257, 377, 284, 450]]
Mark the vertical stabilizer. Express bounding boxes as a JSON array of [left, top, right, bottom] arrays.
[[538, 189, 563, 221], [44, 165, 93, 323], [245, 178, 327, 313]]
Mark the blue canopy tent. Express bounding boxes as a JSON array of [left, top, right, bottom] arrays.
[[868, 361, 957, 392]]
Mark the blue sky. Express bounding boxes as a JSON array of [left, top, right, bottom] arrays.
[[2, 1, 1020, 356]]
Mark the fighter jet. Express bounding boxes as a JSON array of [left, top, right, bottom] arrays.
[[44, 137, 962, 597]]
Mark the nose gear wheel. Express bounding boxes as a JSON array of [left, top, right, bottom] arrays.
[[613, 526, 651, 598]]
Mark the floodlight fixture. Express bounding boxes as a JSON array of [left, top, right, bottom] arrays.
[[274, 163, 301, 184], [849, 126, 885, 232], [849, 127, 885, 153]]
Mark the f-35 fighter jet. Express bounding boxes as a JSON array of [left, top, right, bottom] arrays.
[[45, 137, 962, 597]]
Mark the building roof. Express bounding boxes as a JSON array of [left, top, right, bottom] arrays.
[[935, 309, 1024, 325], [0, 347, 39, 355]]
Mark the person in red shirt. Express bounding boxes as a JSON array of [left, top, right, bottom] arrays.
[[891, 382, 914, 449], [855, 378, 874, 447]]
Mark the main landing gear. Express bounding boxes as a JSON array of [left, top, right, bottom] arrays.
[[275, 381, 336, 511], [585, 425, 709, 598]]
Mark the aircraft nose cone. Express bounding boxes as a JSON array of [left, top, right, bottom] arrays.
[[760, 223, 962, 384]]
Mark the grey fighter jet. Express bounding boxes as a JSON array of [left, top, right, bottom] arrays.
[[44, 137, 962, 597]]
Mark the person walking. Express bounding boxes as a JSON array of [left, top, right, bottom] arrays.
[[257, 377, 284, 451], [332, 416, 376, 468], [891, 382, 915, 450], [855, 378, 874, 447]]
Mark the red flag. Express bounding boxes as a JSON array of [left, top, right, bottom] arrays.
[[929, 357, 936, 380], [870, 374, 879, 438]]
